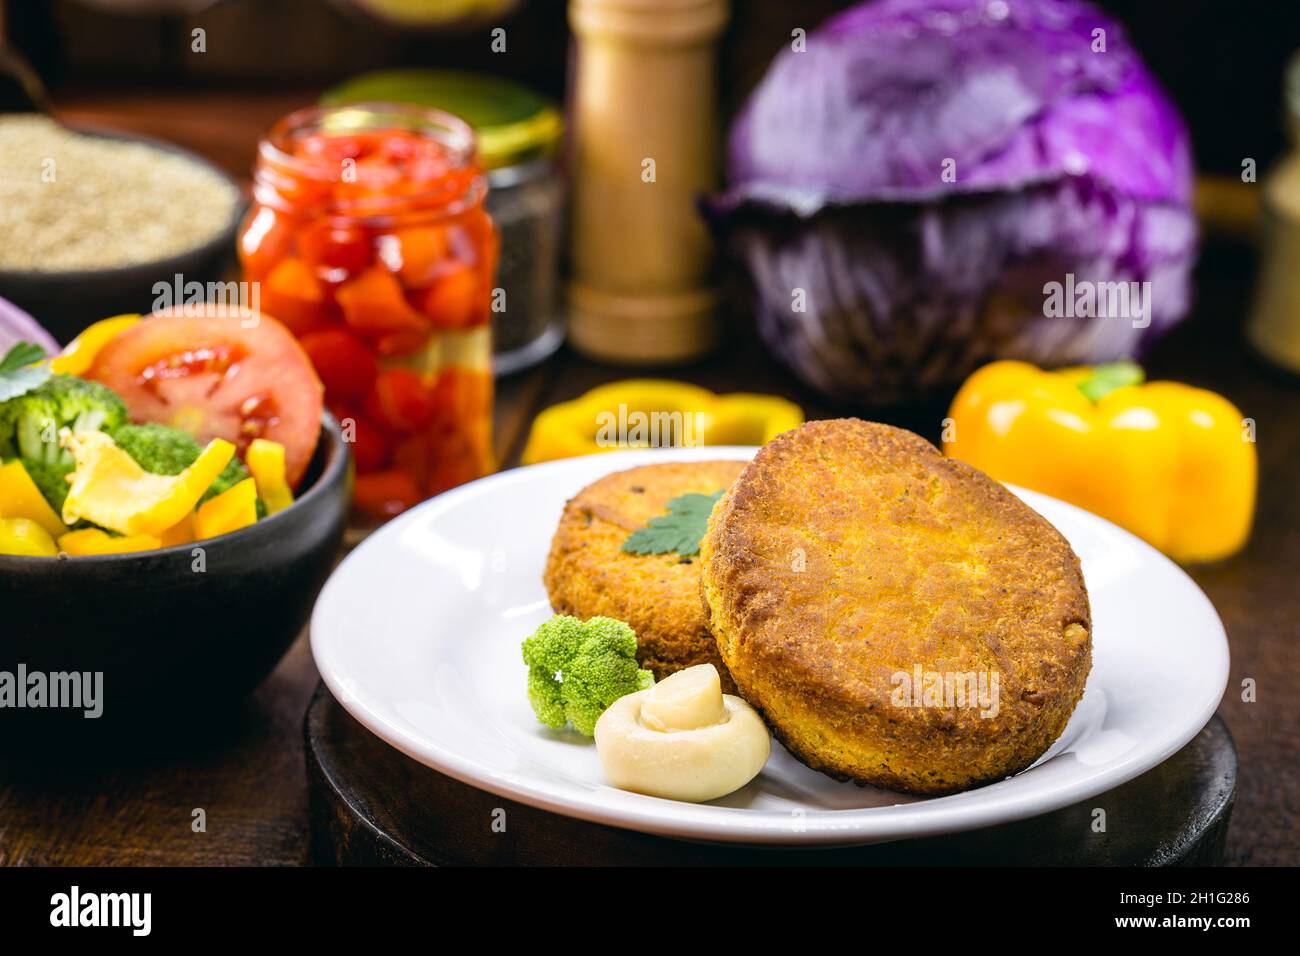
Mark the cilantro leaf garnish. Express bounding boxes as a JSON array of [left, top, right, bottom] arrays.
[[622, 489, 724, 557], [0, 342, 50, 403]]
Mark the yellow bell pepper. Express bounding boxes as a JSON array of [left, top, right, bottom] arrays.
[[0, 517, 58, 556], [62, 431, 236, 536], [521, 379, 804, 465], [57, 528, 161, 556], [246, 438, 294, 515], [944, 360, 1256, 563], [49, 314, 141, 376], [0, 459, 68, 538], [158, 512, 196, 548], [195, 477, 259, 540]]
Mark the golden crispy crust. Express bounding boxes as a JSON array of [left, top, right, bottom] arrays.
[[699, 419, 1091, 795], [544, 460, 746, 691]]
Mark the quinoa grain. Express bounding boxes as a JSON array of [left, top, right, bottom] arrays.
[[0, 115, 239, 272]]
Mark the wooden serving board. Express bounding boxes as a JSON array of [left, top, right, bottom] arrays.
[[304, 684, 1236, 866]]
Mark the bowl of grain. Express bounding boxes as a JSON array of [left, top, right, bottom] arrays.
[[0, 114, 243, 343]]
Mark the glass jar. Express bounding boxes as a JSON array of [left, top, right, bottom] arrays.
[[487, 154, 564, 372], [320, 71, 564, 374], [239, 102, 497, 525]]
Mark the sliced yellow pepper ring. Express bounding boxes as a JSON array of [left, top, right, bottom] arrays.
[[0, 459, 68, 538], [0, 517, 58, 556], [708, 394, 805, 446], [521, 379, 804, 465], [195, 477, 259, 540], [57, 528, 161, 556], [49, 314, 141, 376], [246, 438, 294, 516], [944, 360, 1257, 564], [62, 431, 236, 536]]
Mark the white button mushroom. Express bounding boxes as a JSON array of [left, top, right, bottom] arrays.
[[594, 664, 770, 802]]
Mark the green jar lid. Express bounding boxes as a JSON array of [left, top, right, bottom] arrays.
[[321, 69, 563, 170]]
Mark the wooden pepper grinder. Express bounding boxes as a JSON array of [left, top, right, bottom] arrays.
[[566, 0, 728, 364]]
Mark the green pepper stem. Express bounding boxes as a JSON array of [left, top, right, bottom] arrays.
[[1077, 362, 1145, 403]]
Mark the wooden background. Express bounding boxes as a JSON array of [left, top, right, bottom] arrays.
[[9, 0, 1300, 178]]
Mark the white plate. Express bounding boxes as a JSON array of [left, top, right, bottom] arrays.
[[311, 447, 1230, 846]]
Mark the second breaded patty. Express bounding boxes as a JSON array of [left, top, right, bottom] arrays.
[[700, 419, 1092, 795], [544, 460, 746, 690]]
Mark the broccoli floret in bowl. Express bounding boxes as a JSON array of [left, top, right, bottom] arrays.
[[0, 374, 127, 465], [18, 458, 75, 514], [110, 422, 252, 504]]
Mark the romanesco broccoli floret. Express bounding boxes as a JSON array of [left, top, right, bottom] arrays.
[[521, 615, 654, 736]]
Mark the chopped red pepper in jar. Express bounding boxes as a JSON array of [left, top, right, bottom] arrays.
[[239, 105, 497, 524]]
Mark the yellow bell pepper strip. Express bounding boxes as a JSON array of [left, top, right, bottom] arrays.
[[521, 379, 804, 465], [49, 314, 141, 376], [944, 360, 1257, 563], [194, 477, 259, 540], [158, 512, 195, 548], [0, 517, 58, 556], [0, 459, 68, 538], [246, 438, 294, 515], [61, 431, 236, 536], [57, 528, 161, 556]]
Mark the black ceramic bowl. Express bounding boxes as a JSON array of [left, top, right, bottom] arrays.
[[0, 126, 244, 345], [0, 415, 351, 742]]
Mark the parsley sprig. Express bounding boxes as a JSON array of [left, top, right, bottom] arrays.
[[0, 342, 50, 403], [622, 489, 724, 558]]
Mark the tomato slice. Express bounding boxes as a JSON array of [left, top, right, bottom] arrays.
[[87, 308, 324, 488]]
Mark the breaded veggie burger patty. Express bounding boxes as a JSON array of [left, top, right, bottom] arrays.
[[699, 419, 1091, 795], [545, 461, 746, 691]]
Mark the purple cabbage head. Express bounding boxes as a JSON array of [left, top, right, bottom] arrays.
[[714, 0, 1197, 404]]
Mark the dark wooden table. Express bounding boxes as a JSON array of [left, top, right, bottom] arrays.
[[0, 90, 1294, 866]]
